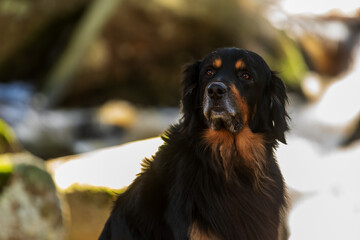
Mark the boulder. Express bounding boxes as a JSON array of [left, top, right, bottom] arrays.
[[0, 0, 89, 83], [7, 99, 178, 159], [63, 0, 306, 106], [47, 137, 163, 190], [46, 134, 360, 240], [0, 153, 66, 240], [277, 137, 360, 239], [0, 0, 306, 107], [64, 187, 121, 240], [46, 137, 163, 240]]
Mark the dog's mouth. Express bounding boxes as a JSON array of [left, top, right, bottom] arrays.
[[204, 106, 243, 133], [203, 82, 246, 133]]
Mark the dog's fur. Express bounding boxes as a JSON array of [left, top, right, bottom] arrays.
[[99, 48, 289, 240]]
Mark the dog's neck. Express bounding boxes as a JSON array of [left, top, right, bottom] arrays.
[[202, 125, 269, 188]]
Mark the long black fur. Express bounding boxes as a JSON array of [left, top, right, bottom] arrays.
[[99, 48, 289, 240]]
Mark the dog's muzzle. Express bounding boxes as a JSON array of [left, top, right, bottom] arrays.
[[203, 82, 243, 133]]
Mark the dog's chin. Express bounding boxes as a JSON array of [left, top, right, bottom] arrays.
[[207, 111, 243, 134]]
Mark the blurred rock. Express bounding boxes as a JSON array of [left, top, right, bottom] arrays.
[[300, 72, 325, 101], [274, 0, 360, 16], [292, 43, 360, 148], [12, 107, 101, 159], [344, 119, 360, 146], [97, 100, 137, 128], [0, 152, 66, 240], [0, 0, 306, 107], [74, 104, 180, 153], [46, 133, 360, 240], [0, 0, 89, 84], [64, 187, 119, 240], [288, 191, 360, 240], [47, 137, 163, 190], [277, 137, 360, 239], [273, 15, 360, 78], [0, 118, 20, 153], [46, 137, 163, 240], [64, 0, 305, 106], [6, 98, 178, 159], [0, 81, 34, 125], [278, 137, 360, 193]]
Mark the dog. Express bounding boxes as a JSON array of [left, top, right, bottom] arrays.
[[99, 47, 289, 240]]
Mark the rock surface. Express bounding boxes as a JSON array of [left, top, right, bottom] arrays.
[[46, 137, 163, 240], [0, 153, 66, 240], [65, 187, 119, 240], [47, 137, 163, 190], [48, 135, 360, 240], [277, 137, 360, 240]]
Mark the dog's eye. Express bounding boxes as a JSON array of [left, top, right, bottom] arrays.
[[206, 69, 215, 76], [241, 73, 251, 80]]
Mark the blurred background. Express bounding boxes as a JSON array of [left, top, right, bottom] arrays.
[[0, 0, 359, 239]]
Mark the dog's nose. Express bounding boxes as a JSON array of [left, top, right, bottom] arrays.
[[207, 82, 227, 100]]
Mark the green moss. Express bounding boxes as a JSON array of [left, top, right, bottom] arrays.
[[65, 184, 127, 196], [65, 185, 127, 208], [0, 119, 19, 153], [0, 156, 13, 192], [278, 34, 308, 88], [264, 31, 308, 90], [0, 0, 30, 17], [16, 164, 56, 194]]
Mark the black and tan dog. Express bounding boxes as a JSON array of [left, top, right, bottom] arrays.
[[99, 48, 289, 240]]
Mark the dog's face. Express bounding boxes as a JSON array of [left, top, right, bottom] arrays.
[[181, 48, 288, 143]]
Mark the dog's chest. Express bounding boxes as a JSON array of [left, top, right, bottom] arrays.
[[182, 174, 281, 240], [189, 223, 220, 240]]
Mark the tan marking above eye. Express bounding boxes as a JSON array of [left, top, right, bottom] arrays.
[[213, 58, 222, 68], [235, 59, 245, 69]]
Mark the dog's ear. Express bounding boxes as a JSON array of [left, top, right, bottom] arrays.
[[251, 71, 289, 144], [269, 72, 289, 144], [181, 61, 201, 125]]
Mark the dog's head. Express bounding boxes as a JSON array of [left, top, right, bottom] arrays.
[[181, 48, 289, 143]]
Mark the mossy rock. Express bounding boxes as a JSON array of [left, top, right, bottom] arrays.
[[0, 119, 20, 154], [0, 157, 13, 192], [64, 186, 126, 240], [46, 137, 162, 239], [0, 153, 66, 240]]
